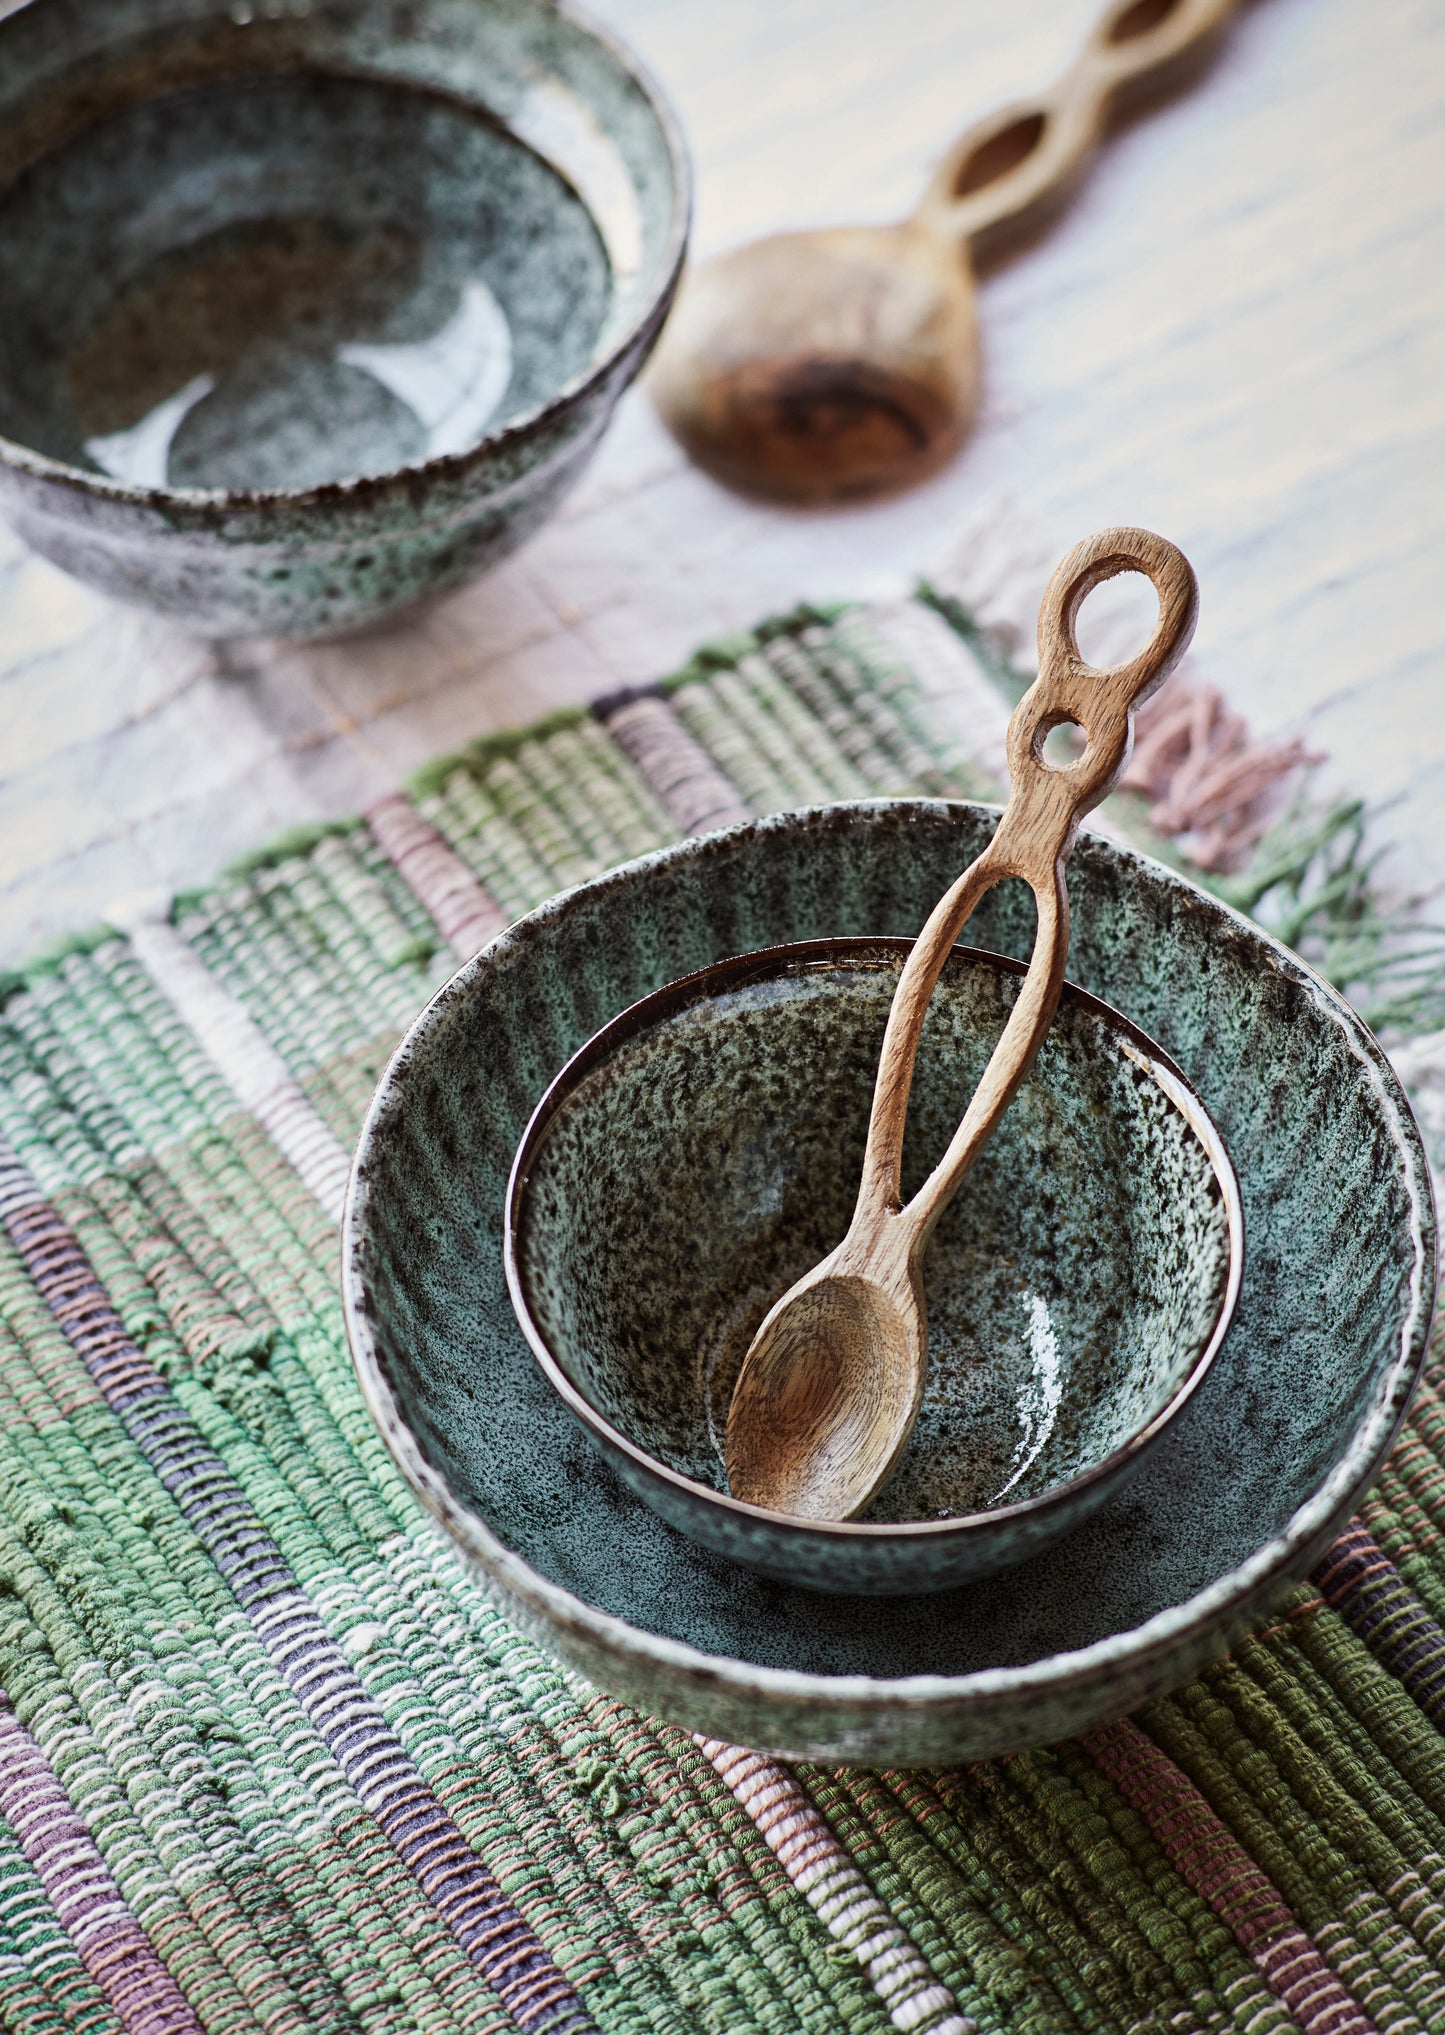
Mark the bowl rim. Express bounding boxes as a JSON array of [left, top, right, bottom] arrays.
[[0, 0, 692, 510], [502, 934, 1245, 1549], [341, 798, 1438, 1714]]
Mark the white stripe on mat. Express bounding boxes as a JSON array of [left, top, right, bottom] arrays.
[[697, 1739, 975, 2035], [857, 599, 1012, 789], [927, 499, 1054, 673], [115, 902, 353, 1227]]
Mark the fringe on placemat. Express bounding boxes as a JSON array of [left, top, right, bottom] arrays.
[[924, 507, 1445, 1047]]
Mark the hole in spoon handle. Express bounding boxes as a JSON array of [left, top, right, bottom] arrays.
[[916, 0, 1241, 246], [994, 526, 1199, 888], [855, 528, 1197, 1245]]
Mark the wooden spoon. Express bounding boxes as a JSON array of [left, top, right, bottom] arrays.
[[651, 0, 1239, 502], [725, 528, 1199, 1520]]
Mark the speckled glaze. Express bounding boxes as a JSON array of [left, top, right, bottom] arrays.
[[343, 802, 1437, 1765], [506, 939, 1241, 1593], [0, 0, 689, 639]]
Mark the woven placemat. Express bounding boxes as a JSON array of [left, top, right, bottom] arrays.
[[0, 585, 1442, 2035]]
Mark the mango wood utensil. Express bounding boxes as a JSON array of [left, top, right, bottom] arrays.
[[651, 0, 1239, 502], [725, 528, 1199, 1519]]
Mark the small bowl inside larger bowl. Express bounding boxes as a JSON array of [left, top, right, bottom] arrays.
[[0, 0, 689, 637], [345, 800, 1433, 1761], [506, 937, 1242, 1593]]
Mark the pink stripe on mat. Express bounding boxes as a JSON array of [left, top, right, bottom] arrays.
[[1082, 1716, 1376, 2035], [0, 1694, 202, 2035], [595, 692, 753, 837], [367, 793, 508, 960]]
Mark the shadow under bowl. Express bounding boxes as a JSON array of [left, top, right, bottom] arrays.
[[506, 939, 1242, 1594], [0, 0, 689, 638], [343, 801, 1435, 1764]]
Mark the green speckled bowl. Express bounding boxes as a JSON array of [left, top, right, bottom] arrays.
[[343, 801, 1436, 1764], [505, 938, 1242, 1594], [0, 0, 688, 638]]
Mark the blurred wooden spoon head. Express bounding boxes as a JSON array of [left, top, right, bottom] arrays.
[[650, 0, 1240, 504], [649, 221, 980, 503]]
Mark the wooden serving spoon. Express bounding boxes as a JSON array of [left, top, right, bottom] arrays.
[[651, 0, 1239, 502], [725, 528, 1199, 1520]]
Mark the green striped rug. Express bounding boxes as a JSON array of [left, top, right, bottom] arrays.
[[0, 588, 1442, 2035]]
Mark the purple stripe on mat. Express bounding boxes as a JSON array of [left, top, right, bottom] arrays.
[[1313, 1522, 1445, 1725], [594, 689, 753, 836], [366, 794, 507, 961], [0, 1692, 203, 2035], [0, 1147, 592, 2035], [1082, 1717, 1376, 2035]]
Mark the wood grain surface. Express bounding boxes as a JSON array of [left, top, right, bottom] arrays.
[[0, 0, 1442, 961], [726, 529, 1198, 1522]]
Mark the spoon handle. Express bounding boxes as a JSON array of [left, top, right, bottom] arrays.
[[912, 0, 1240, 250], [857, 526, 1198, 1253]]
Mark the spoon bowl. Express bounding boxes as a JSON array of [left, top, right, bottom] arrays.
[[726, 1270, 925, 1517], [649, 221, 979, 502]]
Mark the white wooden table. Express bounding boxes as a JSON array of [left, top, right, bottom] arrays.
[[2, 0, 1443, 960]]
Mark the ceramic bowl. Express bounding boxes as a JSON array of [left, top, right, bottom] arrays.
[[0, 0, 689, 639], [504, 938, 1242, 1594], [343, 801, 1436, 1764]]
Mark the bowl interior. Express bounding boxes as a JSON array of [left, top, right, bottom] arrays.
[[348, 803, 1433, 1680], [516, 945, 1234, 1522], [0, 0, 684, 489], [0, 74, 611, 489]]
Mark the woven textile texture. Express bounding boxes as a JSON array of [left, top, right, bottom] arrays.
[[0, 591, 1442, 2035]]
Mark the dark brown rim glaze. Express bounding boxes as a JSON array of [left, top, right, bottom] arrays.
[[0, 0, 692, 510], [503, 935, 1245, 1546]]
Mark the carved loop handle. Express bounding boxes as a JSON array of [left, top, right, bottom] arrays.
[[854, 527, 1199, 1253], [990, 525, 1200, 880], [913, 0, 1241, 248]]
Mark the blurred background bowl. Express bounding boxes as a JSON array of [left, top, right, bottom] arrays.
[[0, 0, 690, 639]]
